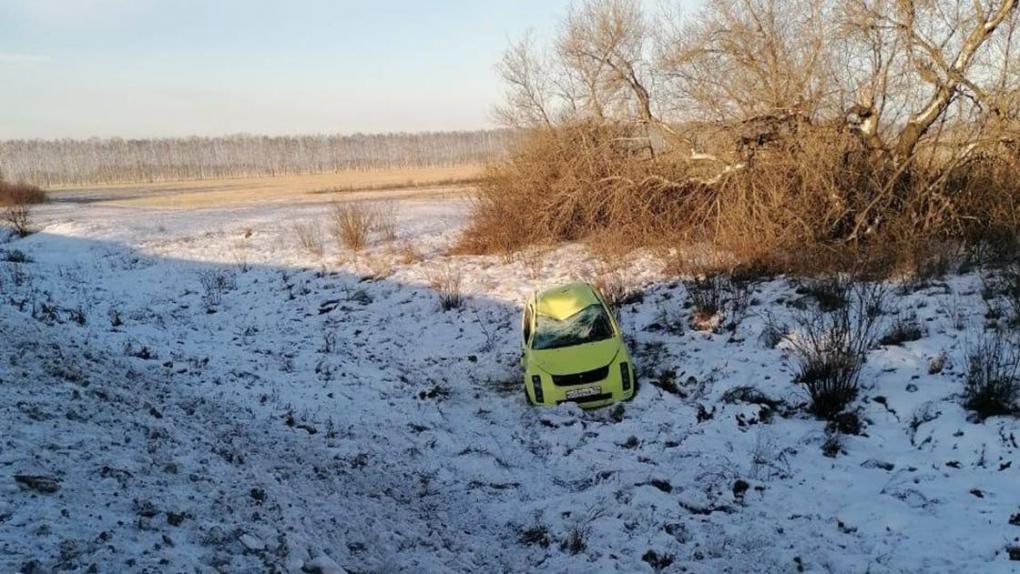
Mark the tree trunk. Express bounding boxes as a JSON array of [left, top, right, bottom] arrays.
[[893, 0, 1017, 163]]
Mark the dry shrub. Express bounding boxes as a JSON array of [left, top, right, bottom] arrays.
[[331, 202, 377, 251], [330, 201, 400, 251], [428, 264, 464, 311], [398, 242, 420, 265], [685, 271, 755, 333], [710, 127, 873, 269], [230, 239, 251, 273], [964, 335, 1020, 420], [906, 241, 958, 282], [592, 269, 628, 308], [787, 282, 885, 419], [362, 253, 393, 281], [660, 245, 743, 278], [998, 262, 1020, 326], [521, 244, 552, 279], [198, 269, 237, 309], [588, 234, 643, 311], [687, 275, 724, 330], [587, 229, 643, 268], [720, 135, 1020, 275], [0, 179, 45, 237], [878, 312, 923, 346], [374, 203, 398, 242], [458, 123, 692, 257], [591, 267, 642, 318], [0, 179, 45, 207], [3, 205, 33, 237], [459, 121, 1020, 277], [293, 220, 325, 257]]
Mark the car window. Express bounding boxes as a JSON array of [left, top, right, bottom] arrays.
[[532, 304, 614, 350], [522, 305, 533, 344]]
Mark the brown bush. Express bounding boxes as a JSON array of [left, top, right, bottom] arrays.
[[457, 123, 694, 256], [328, 201, 400, 252], [459, 121, 1020, 277], [0, 179, 45, 237], [0, 180, 45, 207], [330, 202, 377, 251]]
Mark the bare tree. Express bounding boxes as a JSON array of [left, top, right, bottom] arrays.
[[494, 34, 557, 128], [891, 0, 1017, 161], [560, 0, 657, 125], [556, 18, 613, 121], [657, 0, 836, 122], [839, 0, 1019, 162], [838, 0, 904, 152]]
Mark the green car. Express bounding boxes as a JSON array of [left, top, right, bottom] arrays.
[[521, 281, 635, 408]]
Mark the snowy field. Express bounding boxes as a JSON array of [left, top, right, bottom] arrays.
[[2, 191, 1019, 573]]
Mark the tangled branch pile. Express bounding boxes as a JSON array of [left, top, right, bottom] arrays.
[[461, 0, 1020, 274]]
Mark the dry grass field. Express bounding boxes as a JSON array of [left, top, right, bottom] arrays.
[[45, 164, 483, 208]]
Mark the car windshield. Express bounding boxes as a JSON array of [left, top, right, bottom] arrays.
[[532, 304, 614, 350]]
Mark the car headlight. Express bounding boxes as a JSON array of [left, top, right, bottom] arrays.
[[531, 374, 545, 403], [620, 362, 631, 391]]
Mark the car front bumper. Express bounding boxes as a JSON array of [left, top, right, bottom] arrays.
[[525, 363, 634, 408]]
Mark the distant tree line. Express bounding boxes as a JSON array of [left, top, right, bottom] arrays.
[[0, 130, 511, 187]]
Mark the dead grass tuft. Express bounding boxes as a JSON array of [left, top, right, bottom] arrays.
[[329, 201, 400, 252], [398, 242, 420, 265], [293, 220, 326, 257], [375, 203, 398, 242], [331, 202, 377, 251], [429, 264, 465, 311]]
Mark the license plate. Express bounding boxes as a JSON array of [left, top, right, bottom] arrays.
[[566, 386, 601, 399]]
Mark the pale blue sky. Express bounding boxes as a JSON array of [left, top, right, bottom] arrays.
[[0, 0, 690, 139]]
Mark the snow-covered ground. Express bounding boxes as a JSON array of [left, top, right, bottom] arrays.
[[1, 194, 1019, 573]]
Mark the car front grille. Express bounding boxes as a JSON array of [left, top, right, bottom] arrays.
[[551, 364, 610, 387]]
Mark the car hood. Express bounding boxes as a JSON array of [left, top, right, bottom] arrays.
[[531, 338, 621, 375]]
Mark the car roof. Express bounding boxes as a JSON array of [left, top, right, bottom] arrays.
[[534, 282, 601, 321]]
